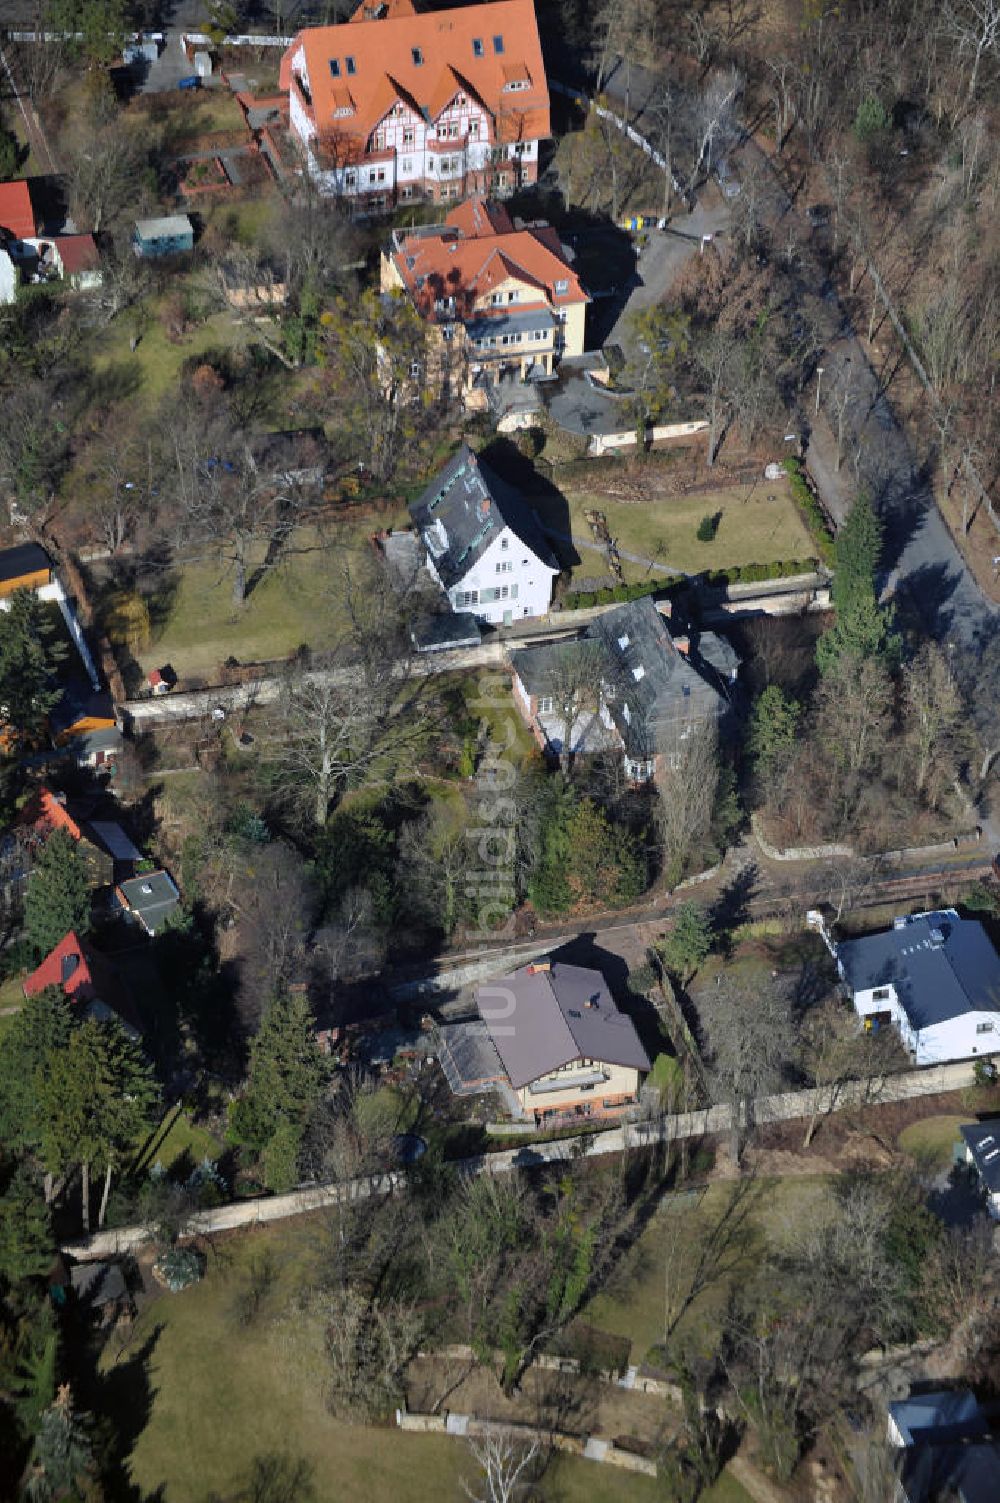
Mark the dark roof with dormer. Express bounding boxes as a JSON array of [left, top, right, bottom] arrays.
[[409, 443, 555, 589], [837, 910, 1000, 1030]]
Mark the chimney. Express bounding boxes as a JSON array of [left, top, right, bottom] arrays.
[[673, 634, 690, 655], [526, 961, 551, 975]]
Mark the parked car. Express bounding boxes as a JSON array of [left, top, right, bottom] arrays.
[[178, 75, 200, 91], [714, 158, 741, 199]]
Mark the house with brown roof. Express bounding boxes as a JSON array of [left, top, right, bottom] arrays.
[[439, 959, 650, 1123], [382, 197, 587, 403], [280, 0, 549, 207]]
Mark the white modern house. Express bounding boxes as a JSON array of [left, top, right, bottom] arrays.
[[408, 443, 557, 625], [836, 909, 1000, 1065], [960, 1119, 1000, 1217]]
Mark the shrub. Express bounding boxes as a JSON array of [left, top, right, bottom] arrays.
[[854, 96, 890, 141], [783, 457, 836, 565], [697, 511, 721, 542]]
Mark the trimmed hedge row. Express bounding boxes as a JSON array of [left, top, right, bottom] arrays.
[[563, 576, 685, 609], [783, 456, 836, 565], [702, 557, 821, 587]]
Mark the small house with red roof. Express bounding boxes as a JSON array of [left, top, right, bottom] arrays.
[[23, 930, 138, 1035], [281, 0, 549, 206], [382, 197, 587, 403]]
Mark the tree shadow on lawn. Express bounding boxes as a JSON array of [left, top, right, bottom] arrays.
[[67, 1313, 166, 1503]]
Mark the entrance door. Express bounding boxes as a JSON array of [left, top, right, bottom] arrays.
[[503, 609, 513, 626]]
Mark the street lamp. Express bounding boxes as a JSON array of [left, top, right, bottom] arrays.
[[815, 366, 825, 415]]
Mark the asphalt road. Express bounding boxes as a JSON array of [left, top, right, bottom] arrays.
[[594, 52, 998, 657]]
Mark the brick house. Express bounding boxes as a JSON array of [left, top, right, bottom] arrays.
[[280, 0, 549, 207], [509, 596, 734, 781], [381, 197, 588, 404]]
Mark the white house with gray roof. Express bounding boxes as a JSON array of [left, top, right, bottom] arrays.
[[836, 909, 1000, 1066], [409, 443, 558, 625], [960, 1119, 1000, 1217]]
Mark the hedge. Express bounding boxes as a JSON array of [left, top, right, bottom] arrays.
[[563, 576, 685, 610], [702, 557, 820, 587], [783, 456, 836, 566]]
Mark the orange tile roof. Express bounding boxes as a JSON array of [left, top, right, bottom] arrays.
[[19, 788, 83, 843], [392, 197, 588, 319], [282, 0, 549, 152], [0, 181, 35, 241]]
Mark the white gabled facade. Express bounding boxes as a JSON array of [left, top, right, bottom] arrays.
[[426, 523, 555, 625], [848, 977, 1000, 1066]]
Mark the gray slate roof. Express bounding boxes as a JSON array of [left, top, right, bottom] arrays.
[[837, 910, 1000, 1030], [898, 1441, 1000, 1503], [509, 597, 726, 758], [889, 1391, 986, 1447], [409, 444, 555, 591], [118, 870, 180, 933], [960, 1119, 1000, 1193], [476, 960, 650, 1090]]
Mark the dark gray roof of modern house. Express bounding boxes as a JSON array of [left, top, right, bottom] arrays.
[[960, 1120, 1000, 1193], [0, 541, 51, 584], [475, 960, 650, 1090], [509, 597, 725, 759], [410, 611, 482, 653], [73, 727, 123, 757], [898, 1441, 1000, 1503], [837, 910, 1000, 1031], [409, 444, 556, 590], [118, 870, 180, 932], [889, 1391, 986, 1447]]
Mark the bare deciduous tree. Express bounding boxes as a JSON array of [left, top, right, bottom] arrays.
[[462, 1430, 540, 1503], [698, 972, 794, 1162], [655, 720, 720, 881]]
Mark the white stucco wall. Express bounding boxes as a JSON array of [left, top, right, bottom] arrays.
[[444, 525, 555, 624], [851, 982, 1000, 1065]]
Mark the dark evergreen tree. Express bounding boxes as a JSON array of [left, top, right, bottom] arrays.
[[817, 493, 899, 673], [24, 831, 91, 960], [228, 991, 327, 1189], [0, 591, 66, 753]]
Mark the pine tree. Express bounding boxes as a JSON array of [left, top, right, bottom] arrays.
[[659, 902, 713, 988], [22, 1385, 99, 1503], [817, 493, 899, 673], [36, 1018, 158, 1233], [24, 831, 91, 960], [228, 991, 326, 1164], [0, 988, 72, 1155], [0, 590, 66, 753], [0, 1167, 54, 1292]]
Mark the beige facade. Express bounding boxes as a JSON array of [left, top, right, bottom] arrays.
[[517, 1059, 643, 1121]]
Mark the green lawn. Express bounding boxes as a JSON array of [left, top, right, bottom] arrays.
[[898, 1115, 966, 1171], [703, 1470, 756, 1503], [110, 1215, 660, 1502], [0, 973, 26, 1010], [533, 480, 816, 583], [134, 1105, 223, 1176], [90, 306, 248, 412], [133, 526, 402, 681], [582, 1176, 832, 1366]]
